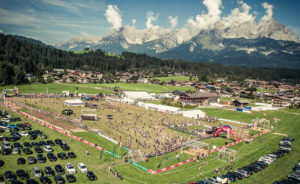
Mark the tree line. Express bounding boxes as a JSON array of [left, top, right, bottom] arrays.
[[0, 33, 300, 85]]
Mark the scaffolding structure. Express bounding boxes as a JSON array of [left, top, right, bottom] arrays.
[[183, 141, 210, 157], [218, 148, 236, 171], [252, 118, 270, 132], [235, 126, 250, 140], [128, 149, 144, 163], [81, 109, 98, 121]]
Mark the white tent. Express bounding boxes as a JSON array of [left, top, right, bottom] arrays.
[[64, 99, 83, 106], [137, 102, 181, 114], [121, 97, 135, 105], [182, 110, 206, 119], [123, 91, 154, 101]]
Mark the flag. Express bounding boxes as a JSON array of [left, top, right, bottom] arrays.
[[100, 149, 104, 160], [119, 136, 122, 148]]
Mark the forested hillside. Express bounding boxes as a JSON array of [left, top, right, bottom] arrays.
[[0, 33, 300, 85]]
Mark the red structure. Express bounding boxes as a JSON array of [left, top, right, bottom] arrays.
[[214, 126, 239, 142]]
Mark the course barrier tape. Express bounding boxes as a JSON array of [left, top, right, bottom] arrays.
[[131, 162, 148, 172]]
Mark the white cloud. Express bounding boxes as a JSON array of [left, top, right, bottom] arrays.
[[186, 0, 222, 30], [0, 29, 3, 33], [146, 11, 159, 29], [0, 8, 38, 25], [168, 16, 178, 30], [261, 2, 273, 21], [105, 5, 123, 30], [132, 19, 136, 26], [222, 0, 255, 27]]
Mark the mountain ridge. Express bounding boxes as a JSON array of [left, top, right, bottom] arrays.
[[55, 19, 300, 69]]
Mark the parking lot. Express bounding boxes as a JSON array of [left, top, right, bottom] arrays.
[[0, 108, 123, 183]]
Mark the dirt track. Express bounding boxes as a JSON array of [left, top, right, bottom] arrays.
[[28, 111, 78, 130]]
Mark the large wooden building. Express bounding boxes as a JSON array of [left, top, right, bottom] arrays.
[[179, 92, 220, 105]]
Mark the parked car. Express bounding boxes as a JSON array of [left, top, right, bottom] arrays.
[[281, 137, 294, 142], [68, 152, 76, 158], [44, 166, 55, 177], [65, 163, 76, 174], [280, 146, 292, 151], [55, 164, 65, 175], [57, 152, 68, 160], [12, 147, 20, 154], [31, 141, 40, 147], [61, 144, 70, 151], [47, 152, 57, 161], [39, 133, 47, 139], [28, 156, 37, 164], [280, 141, 291, 146], [234, 170, 249, 178], [66, 174, 76, 183], [26, 178, 39, 184], [5, 171, 17, 181], [23, 147, 33, 155], [40, 176, 52, 184], [37, 153, 47, 163], [86, 171, 97, 181], [205, 177, 219, 184], [16, 169, 29, 180], [78, 163, 88, 173], [46, 140, 55, 146], [54, 175, 65, 184], [0, 160, 4, 167], [43, 145, 53, 152], [17, 157, 26, 165], [2, 148, 12, 155], [14, 142, 23, 149], [55, 139, 63, 145], [23, 122, 31, 127], [2, 140, 12, 149], [30, 134, 37, 140], [35, 146, 44, 153], [32, 166, 43, 178], [39, 141, 47, 146], [23, 142, 32, 148], [62, 109, 73, 116]]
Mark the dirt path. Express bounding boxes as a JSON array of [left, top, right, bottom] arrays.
[[29, 111, 78, 130], [70, 128, 87, 132]]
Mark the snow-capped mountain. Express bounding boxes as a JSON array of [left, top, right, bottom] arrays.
[[56, 19, 300, 68], [55, 36, 102, 51]]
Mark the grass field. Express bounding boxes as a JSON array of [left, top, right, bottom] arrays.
[[0, 83, 112, 94], [1, 96, 299, 183], [256, 88, 278, 92], [150, 76, 191, 82], [199, 108, 267, 123], [78, 82, 195, 93], [73, 50, 90, 54], [72, 131, 125, 156]]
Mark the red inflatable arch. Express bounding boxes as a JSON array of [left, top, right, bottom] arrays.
[[214, 126, 239, 142]]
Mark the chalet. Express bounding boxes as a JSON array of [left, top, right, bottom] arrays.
[[195, 85, 207, 92], [272, 96, 291, 107], [179, 92, 219, 105], [151, 79, 161, 84], [94, 72, 103, 79], [65, 77, 74, 83], [120, 76, 130, 83], [232, 100, 250, 107], [138, 77, 148, 83]]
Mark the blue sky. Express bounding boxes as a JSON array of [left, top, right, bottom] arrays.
[[0, 0, 300, 45]]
